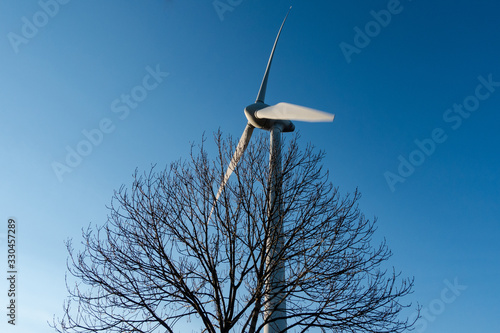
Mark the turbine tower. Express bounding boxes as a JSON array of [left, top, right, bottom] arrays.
[[213, 7, 334, 332]]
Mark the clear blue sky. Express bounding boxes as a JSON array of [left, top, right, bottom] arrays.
[[1, 0, 499, 332]]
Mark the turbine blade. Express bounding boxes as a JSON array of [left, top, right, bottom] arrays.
[[256, 7, 292, 103], [209, 124, 254, 222], [255, 102, 335, 122]]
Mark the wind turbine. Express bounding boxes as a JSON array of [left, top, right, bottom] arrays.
[[212, 7, 334, 333]]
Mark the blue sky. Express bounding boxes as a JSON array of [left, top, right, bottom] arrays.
[[1, 0, 499, 332]]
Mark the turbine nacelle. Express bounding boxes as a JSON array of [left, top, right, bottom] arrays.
[[244, 102, 295, 132]]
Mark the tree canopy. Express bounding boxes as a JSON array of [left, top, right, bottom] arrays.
[[53, 132, 416, 333]]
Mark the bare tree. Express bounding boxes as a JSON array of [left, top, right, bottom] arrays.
[[53, 131, 416, 333]]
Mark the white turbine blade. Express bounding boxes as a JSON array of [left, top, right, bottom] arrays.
[[255, 102, 335, 122], [209, 124, 254, 222], [216, 123, 254, 200], [256, 7, 292, 103]]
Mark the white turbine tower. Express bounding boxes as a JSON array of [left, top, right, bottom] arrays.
[[213, 7, 334, 333]]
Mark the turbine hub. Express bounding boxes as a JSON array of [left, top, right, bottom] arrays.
[[244, 102, 295, 132]]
